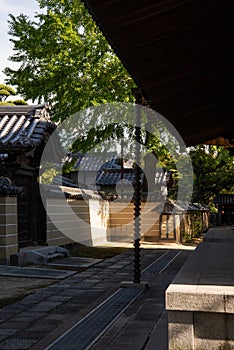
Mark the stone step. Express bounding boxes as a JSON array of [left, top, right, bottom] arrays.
[[18, 246, 69, 266]]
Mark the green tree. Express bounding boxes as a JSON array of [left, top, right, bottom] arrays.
[[8, 99, 28, 105], [189, 145, 234, 205], [0, 83, 27, 105], [0, 83, 16, 102], [4, 0, 194, 203], [4, 0, 183, 178], [4, 0, 135, 121]]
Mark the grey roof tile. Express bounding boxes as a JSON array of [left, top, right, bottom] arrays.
[[214, 194, 234, 205], [96, 170, 142, 186], [0, 105, 56, 150], [75, 153, 118, 171], [71, 153, 171, 188], [96, 168, 168, 187]]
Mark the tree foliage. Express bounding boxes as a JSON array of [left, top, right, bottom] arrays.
[[4, 0, 135, 121], [189, 145, 234, 205], [0, 84, 16, 102], [0, 83, 27, 105]]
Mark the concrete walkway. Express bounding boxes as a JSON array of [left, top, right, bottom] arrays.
[[0, 245, 193, 350]]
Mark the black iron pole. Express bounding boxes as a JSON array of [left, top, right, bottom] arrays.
[[132, 88, 142, 284]]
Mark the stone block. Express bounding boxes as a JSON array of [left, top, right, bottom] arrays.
[[0, 213, 17, 225], [227, 314, 234, 341], [194, 312, 234, 349], [0, 197, 18, 259], [168, 311, 194, 350], [0, 224, 18, 235], [0, 234, 17, 246], [167, 285, 227, 313], [0, 197, 17, 213], [225, 295, 234, 314], [0, 244, 18, 259]]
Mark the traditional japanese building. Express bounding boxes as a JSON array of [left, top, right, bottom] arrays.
[[0, 105, 56, 247], [214, 194, 234, 225]]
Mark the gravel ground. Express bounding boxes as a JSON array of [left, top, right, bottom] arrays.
[[0, 276, 55, 307]]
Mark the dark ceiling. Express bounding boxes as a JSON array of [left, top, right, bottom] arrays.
[[83, 0, 234, 146]]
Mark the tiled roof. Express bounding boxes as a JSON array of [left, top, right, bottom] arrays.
[[162, 199, 210, 213], [214, 194, 234, 205], [42, 184, 102, 201], [0, 105, 56, 150], [74, 153, 118, 171], [52, 174, 79, 188], [96, 169, 142, 186], [71, 153, 171, 188], [96, 169, 167, 187]]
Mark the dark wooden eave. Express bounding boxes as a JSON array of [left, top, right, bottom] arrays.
[[83, 0, 234, 146]]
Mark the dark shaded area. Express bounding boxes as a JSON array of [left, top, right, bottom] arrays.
[[84, 0, 234, 146]]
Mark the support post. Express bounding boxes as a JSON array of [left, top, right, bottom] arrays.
[[132, 88, 143, 284]]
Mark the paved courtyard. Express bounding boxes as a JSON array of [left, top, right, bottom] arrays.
[[0, 246, 193, 350]]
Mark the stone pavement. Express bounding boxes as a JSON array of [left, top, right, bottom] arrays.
[[0, 247, 193, 350]]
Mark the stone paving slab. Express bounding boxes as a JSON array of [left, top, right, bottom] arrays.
[[0, 266, 76, 279], [47, 257, 102, 269], [144, 310, 168, 350], [203, 226, 234, 243], [0, 248, 192, 350], [87, 250, 191, 350], [0, 338, 37, 349]]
